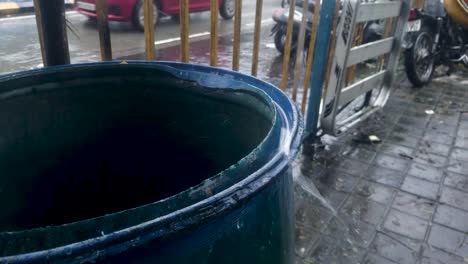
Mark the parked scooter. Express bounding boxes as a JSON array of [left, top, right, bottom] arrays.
[[403, 0, 468, 87], [272, 0, 316, 54], [272, 0, 384, 54]]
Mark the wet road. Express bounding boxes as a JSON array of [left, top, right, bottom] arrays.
[[0, 0, 279, 74]]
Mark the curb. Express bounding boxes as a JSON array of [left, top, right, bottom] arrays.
[[0, 1, 75, 16]]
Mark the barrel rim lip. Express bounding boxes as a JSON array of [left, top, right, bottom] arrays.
[[0, 61, 303, 261]]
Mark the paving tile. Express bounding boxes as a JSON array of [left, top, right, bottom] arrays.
[[312, 186, 349, 209], [323, 217, 376, 248], [455, 138, 468, 149], [383, 209, 429, 240], [450, 147, 468, 161], [306, 235, 366, 264], [406, 102, 433, 112], [384, 231, 422, 251], [295, 197, 335, 232], [440, 186, 468, 211], [456, 127, 468, 139], [392, 191, 436, 220], [460, 120, 468, 129], [295, 225, 320, 257], [428, 224, 468, 258], [379, 143, 414, 158], [363, 253, 397, 264], [417, 140, 451, 156], [335, 158, 368, 177], [431, 115, 459, 127], [403, 109, 432, 120], [423, 133, 454, 145], [412, 153, 447, 167], [398, 116, 429, 129], [315, 169, 359, 194], [413, 96, 437, 106], [401, 176, 439, 200], [421, 248, 467, 264], [392, 124, 425, 138], [386, 133, 420, 148], [461, 113, 468, 121], [426, 123, 457, 137], [447, 159, 468, 176], [345, 147, 377, 164], [407, 163, 443, 183], [365, 165, 405, 188], [341, 195, 387, 226], [354, 180, 395, 206], [369, 233, 418, 264], [434, 204, 468, 232], [374, 154, 411, 172], [444, 171, 468, 192]]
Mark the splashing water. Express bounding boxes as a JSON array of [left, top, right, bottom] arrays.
[[292, 157, 365, 262], [293, 170, 338, 216]]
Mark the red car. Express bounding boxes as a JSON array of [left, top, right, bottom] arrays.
[[76, 0, 235, 31]]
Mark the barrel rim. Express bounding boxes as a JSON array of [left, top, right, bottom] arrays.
[[0, 61, 303, 262]]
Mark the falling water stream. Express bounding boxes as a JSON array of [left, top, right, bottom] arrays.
[[292, 145, 366, 263]]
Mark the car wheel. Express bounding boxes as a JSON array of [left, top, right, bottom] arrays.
[[132, 0, 159, 32], [219, 0, 235, 20]]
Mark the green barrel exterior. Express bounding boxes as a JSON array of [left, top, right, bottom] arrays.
[[0, 62, 303, 264]]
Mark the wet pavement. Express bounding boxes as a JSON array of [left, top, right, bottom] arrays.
[[295, 70, 468, 264]]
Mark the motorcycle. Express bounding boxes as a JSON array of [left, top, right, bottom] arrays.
[[403, 0, 468, 87], [271, 0, 384, 54], [271, 0, 316, 54]]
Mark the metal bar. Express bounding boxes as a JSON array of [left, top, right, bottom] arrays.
[[96, 0, 112, 61], [233, 0, 242, 71], [346, 37, 394, 67], [335, 105, 379, 133], [340, 70, 386, 106], [356, 1, 402, 22], [210, 0, 219, 66], [345, 23, 364, 85], [320, 0, 360, 134], [378, 18, 395, 71], [301, 0, 321, 114], [291, 0, 309, 101], [412, 0, 425, 9], [304, 0, 336, 137], [179, 0, 189, 62], [33, 0, 70, 66], [33, 0, 46, 63], [251, 0, 263, 76], [323, 0, 341, 90], [144, 0, 155, 60], [380, 0, 411, 103], [280, 0, 296, 91]]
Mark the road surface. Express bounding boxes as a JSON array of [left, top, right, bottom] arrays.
[[0, 0, 279, 74]]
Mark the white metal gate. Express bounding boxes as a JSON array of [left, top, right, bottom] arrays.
[[320, 0, 411, 135]]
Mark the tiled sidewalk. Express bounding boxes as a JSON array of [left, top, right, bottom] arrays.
[[295, 71, 468, 264]]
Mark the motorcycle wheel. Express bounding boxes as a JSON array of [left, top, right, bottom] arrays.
[[274, 30, 287, 54], [404, 27, 435, 87]]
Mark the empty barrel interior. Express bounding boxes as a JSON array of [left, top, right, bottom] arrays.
[[0, 69, 274, 232]]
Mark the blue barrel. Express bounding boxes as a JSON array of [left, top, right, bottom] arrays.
[[0, 62, 303, 264]]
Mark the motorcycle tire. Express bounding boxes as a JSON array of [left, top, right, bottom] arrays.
[[274, 31, 287, 54], [404, 27, 435, 87], [219, 0, 235, 20]]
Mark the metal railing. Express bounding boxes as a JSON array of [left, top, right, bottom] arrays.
[[320, 0, 411, 136], [30, 0, 413, 140]]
